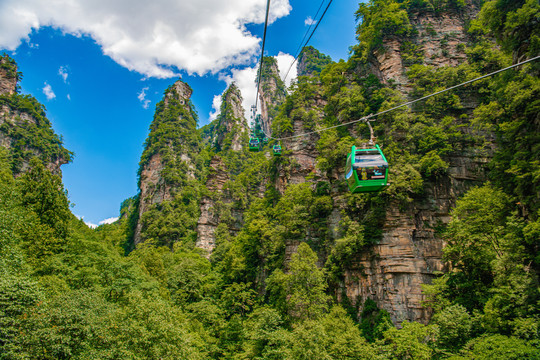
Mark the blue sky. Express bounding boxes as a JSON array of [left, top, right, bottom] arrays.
[[0, 0, 359, 227]]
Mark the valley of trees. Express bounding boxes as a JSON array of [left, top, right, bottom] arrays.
[[0, 0, 539, 358]]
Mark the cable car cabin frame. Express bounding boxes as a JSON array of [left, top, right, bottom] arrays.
[[249, 137, 260, 151], [345, 144, 389, 193], [272, 144, 282, 156]]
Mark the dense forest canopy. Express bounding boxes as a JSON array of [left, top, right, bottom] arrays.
[[0, 0, 539, 358]]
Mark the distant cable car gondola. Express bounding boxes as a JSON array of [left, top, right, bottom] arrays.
[[249, 137, 260, 151], [345, 144, 388, 192], [273, 144, 282, 156]]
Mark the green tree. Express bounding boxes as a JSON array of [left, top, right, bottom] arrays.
[[354, 0, 411, 61], [376, 321, 437, 360], [267, 242, 329, 321], [17, 159, 71, 262], [443, 184, 511, 310], [448, 334, 540, 360], [432, 304, 473, 352], [359, 298, 393, 342], [0, 275, 43, 359]]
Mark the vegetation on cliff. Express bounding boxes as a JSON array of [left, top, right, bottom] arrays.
[[0, 0, 539, 358], [0, 56, 72, 174]]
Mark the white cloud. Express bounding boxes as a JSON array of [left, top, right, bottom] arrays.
[[209, 94, 222, 122], [275, 52, 297, 88], [76, 215, 98, 229], [137, 86, 151, 109], [0, 0, 292, 78], [305, 16, 317, 26], [58, 65, 69, 82], [218, 52, 296, 124], [99, 217, 119, 225], [221, 65, 258, 125], [216, 51, 296, 123], [67, 94, 71, 100], [42, 82, 55, 100]]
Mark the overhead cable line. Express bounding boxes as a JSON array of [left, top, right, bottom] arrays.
[[270, 54, 540, 141], [282, 0, 335, 83], [254, 0, 272, 114], [282, 0, 327, 81]]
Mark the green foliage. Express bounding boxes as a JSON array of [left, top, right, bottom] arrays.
[[272, 76, 322, 136], [354, 0, 411, 61], [325, 192, 388, 285], [484, 69, 540, 215], [139, 186, 202, 247], [211, 83, 249, 152], [376, 321, 438, 359], [470, 0, 540, 59], [0, 275, 43, 359], [449, 334, 540, 360], [240, 305, 376, 359], [139, 83, 204, 187], [0, 54, 22, 82], [18, 159, 72, 262], [359, 298, 393, 342], [266, 243, 329, 322], [408, 0, 466, 14], [258, 56, 287, 121], [401, 41, 424, 66], [443, 185, 511, 309], [0, 152, 26, 275], [298, 46, 334, 76], [1, 1, 539, 358], [287, 306, 376, 360], [432, 304, 474, 351], [259, 57, 286, 95], [424, 183, 539, 354], [17, 289, 207, 359], [0, 93, 73, 173], [217, 183, 333, 286], [239, 306, 291, 359]]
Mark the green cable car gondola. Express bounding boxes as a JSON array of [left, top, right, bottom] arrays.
[[272, 144, 282, 156], [249, 137, 260, 151], [345, 144, 388, 193]]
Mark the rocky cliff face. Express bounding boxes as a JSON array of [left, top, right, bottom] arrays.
[[271, 4, 489, 325], [0, 55, 71, 176], [370, 5, 479, 93], [213, 83, 248, 152], [134, 2, 492, 326], [0, 56, 18, 96], [335, 6, 488, 324], [258, 57, 286, 135], [195, 156, 247, 253], [343, 150, 491, 324], [196, 85, 251, 253], [133, 80, 201, 246]]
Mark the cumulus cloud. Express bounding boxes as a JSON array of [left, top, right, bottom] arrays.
[[42, 82, 55, 100], [221, 65, 258, 125], [0, 0, 292, 78], [275, 52, 297, 88], [99, 217, 119, 225], [58, 65, 69, 82], [76, 215, 98, 229], [209, 94, 223, 122], [305, 16, 317, 26], [217, 52, 296, 124], [137, 86, 151, 109]]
